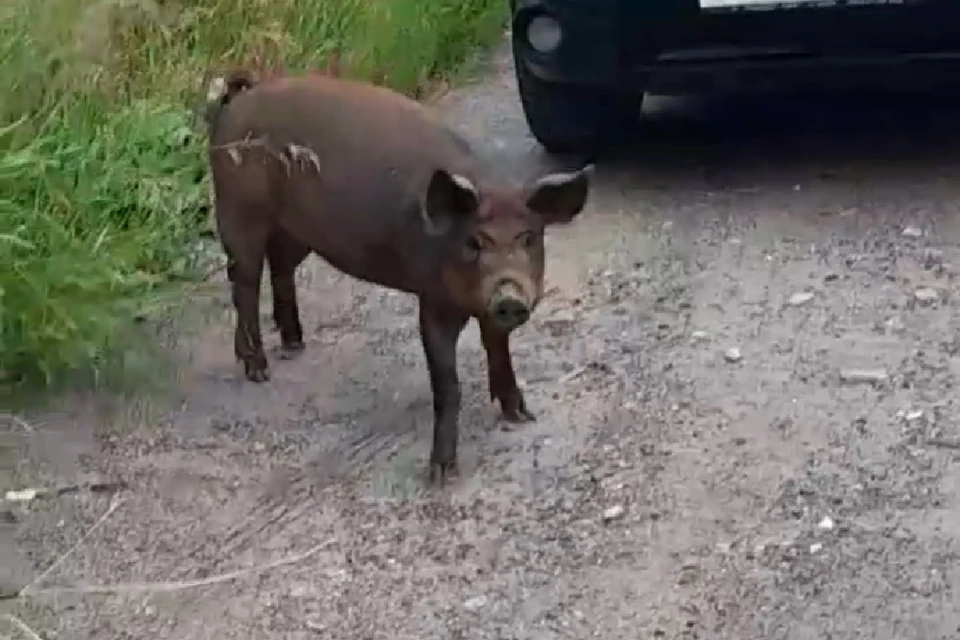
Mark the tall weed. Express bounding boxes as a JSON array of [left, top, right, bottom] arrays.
[[0, 0, 507, 403]]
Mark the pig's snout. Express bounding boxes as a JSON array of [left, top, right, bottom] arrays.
[[489, 281, 533, 330]]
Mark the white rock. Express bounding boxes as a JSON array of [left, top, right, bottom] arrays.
[[602, 505, 625, 522], [914, 288, 939, 305], [817, 516, 835, 531], [839, 369, 888, 385], [901, 226, 923, 238], [305, 619, 327, 632], [905, 410, 924, 422], [723, 347, 743, 363], [4, 489, 37, 502], [463, 596, 487, 611], [787, 292, 815, 307], [691, 330, 709, 342], [809, 542, 823, 554]]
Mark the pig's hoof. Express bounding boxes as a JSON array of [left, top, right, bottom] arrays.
[[279, 340, 306, 360], [502, 407, 536, 424], [428, 459, 459, 485], [244, 366, 271, 383], [499, 396, 536, 425]]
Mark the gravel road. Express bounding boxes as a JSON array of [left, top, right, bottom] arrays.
[[3, 42, 960, 640]]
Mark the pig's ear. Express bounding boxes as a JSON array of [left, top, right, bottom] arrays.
[[525, 164, 593, 226], [421, 169, 480, 235]]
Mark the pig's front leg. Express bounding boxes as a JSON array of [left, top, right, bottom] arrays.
[[419, 300, 469, 483], [479, 319, 535, 424]]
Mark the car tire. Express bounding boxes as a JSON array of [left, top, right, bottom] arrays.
[[513, 50, 643, 157]]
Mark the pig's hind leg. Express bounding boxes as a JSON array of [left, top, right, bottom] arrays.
[[218, 207, 272, 383], [267, 230, 310, 359]]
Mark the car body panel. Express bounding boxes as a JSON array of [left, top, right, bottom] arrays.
[[512, 0, 960, 93]]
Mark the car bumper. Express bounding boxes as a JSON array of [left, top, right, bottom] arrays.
[[513, 0, 960, 94]]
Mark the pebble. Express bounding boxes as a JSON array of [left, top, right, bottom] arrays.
[[691, 330, 709, 343], [914, 288, 939, 305], [840, 369, 888, 385], [463, 596, 487, 611], [787, 292, 815, 307], [4, 489, 37, 502], [602, 505, 625, 522], [905, 409, 924, 422], [817, 516, 835, 531], [809, 542, 823, 554], [723, 347, 743, 363], [902, 226, 923, 238]]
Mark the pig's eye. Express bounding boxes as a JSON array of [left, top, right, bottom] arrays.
[[464, 236, 483, 261], [518, 231, 537, 249]]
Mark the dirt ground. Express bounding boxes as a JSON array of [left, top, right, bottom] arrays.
[[4, 43, 960, 639]]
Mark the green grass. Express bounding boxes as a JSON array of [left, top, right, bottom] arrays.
[[0, 0, 507, 404]]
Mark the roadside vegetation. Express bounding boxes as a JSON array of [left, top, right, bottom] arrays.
[[0, 0, 506, 403]]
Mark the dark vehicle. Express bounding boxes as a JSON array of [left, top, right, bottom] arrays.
[[509, 0, 960, 155]]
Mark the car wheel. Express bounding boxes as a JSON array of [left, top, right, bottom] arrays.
[[513, 51, 643, 157]]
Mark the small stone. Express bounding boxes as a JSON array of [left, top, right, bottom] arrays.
[[905, 409, 924, 422], [914, 288, 939, 305], [305, 619, 326, 632], [602, 505, 625, 522], [787, 292, 815, 307], [144, 606, 156, 617], [901, 226, 923, 238], [809, 542, 823, 554], [463, 596, 487, 611], [253, 442, 266, 452], [691, 330, 709, 343], [817, 516, 835, 531], [923, 249, 944, 269], [723, 347, 743, 363], [840, 369, 888, 385], [4, 489, 37, 502]]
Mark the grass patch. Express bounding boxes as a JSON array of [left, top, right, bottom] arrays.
[[0, 0, 508, 405]]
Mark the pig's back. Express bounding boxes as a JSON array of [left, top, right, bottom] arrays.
[[214, 74, 483, 195], [211, 74, 483, 292]]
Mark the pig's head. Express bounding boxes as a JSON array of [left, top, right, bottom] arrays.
[[421, 165, 592, 331]]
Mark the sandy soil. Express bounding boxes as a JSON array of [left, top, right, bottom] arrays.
[[3, 43, 960, 640]]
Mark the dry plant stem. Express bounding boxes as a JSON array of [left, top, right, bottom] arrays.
[[2, 614, 45, 640], [21, 496, 125, 596], [210, 136, 321, 177], [0, 415, 34, 433], [21, 539, 335, 598]]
